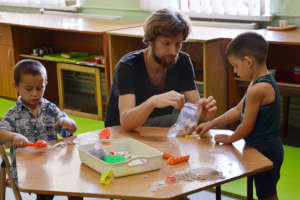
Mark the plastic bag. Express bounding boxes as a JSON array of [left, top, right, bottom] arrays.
[[168, 103, 202, 137]]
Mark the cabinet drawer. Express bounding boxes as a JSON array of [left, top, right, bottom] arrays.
[[0, 25, 13, 45]]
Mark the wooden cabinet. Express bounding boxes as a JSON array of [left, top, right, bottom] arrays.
[[57, 63, 103, 120], [0, 12, 141, 120], [0, 25, 17, 99]]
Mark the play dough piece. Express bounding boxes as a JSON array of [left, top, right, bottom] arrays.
[[200, 131, 212, 139]]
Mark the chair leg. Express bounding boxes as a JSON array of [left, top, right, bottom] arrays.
[[0, 146, 22, 200], [0, 161, 7, 200], [11, 182, 22, 200]]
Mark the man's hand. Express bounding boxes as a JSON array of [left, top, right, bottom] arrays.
[[151, 90, 185, 110], [55, 117, 77, 133], [197, 96, 217, 121]]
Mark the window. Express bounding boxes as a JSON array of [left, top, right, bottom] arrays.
[[0, 0, 78, 9], [140, 0, 271, 21]]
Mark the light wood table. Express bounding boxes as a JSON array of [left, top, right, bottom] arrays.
[[16, 127, 273, 199]]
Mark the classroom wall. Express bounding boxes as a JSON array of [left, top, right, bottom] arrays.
[[2, 0, 300, 23], [272, 0, 300, 16], [270, 0, 300, 26], [80, 0, 300, 24], [79, 0, 149, 21]]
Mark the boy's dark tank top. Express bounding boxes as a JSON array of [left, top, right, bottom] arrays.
[[241, 74, 281, 145]]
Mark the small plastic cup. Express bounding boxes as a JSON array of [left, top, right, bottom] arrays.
[[279, 20, 287, 27]]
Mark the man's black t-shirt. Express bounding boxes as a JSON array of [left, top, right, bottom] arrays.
[[105, 50, 196, 127]]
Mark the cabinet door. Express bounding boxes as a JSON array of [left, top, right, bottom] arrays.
[[0, 45, 17, 99]]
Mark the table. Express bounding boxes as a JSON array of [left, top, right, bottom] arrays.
[[16, 127, 273, 199]]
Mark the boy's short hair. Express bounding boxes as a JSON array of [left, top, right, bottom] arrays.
[[14, 59, 47, 85], [226, 32, 268, 64], [143, 8, 191, 44]]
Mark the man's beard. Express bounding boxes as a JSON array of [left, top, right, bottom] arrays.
[[152, 44, 178, 69]]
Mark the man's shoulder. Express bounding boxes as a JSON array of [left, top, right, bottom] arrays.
[[178, 51, 191, 60], [119, 50, 144, 65]]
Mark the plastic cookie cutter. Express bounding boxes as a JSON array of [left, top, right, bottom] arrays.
[[12, 140, 49, 149], [27, 140, 48, 148], [98, 128, 111, 140], [100, 170, 114, 185], [184, 134, 199, 138], [168, 155, 190, 165]]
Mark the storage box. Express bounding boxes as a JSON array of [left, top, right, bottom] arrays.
[[78, 138, 163, 177]]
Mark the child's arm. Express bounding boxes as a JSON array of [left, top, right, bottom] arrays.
[[0, 130, 28, 147], [215, 84, 264, 144], [55, 117, 77, 133], [196, 96, 244, 135]]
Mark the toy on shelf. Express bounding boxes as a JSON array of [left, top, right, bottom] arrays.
[[294, 66, 300, 83]]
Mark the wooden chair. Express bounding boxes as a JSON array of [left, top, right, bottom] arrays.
[[0, 144, 22, 200]]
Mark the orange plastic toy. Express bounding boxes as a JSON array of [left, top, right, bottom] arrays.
[[24, 140, 48, 148], [168, 155, 190, 165], [98, 128, 111, 139], [163, 152, 173, 159]]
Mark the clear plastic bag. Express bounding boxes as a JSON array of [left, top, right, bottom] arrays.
[[168, 102, 202, 137]]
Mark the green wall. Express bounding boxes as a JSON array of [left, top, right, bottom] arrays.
[[79, 0, 149, 21], [1, 0, 300, 24], [271, 0, 300, 16], [270, 0, 300, 26]]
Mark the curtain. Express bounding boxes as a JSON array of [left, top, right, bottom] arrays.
[[140, 0, 270, 16]]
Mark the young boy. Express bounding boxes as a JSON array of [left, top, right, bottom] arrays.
[[0, 59, 79, 200], [196, 32, 284, 200]]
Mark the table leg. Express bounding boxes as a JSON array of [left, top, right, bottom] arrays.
[[247, 176, 254, 200], [216, 185, 221, 200]]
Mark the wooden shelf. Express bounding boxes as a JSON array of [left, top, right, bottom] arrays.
[[195, 81, 204, 85], [235, 76, 300, 96], [20, 54, 105, 69]]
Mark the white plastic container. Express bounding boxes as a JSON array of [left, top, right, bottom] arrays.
[[78, 138, 163, 177]]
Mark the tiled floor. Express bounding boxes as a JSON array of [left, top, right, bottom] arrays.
[[5, 188, 238, 200]]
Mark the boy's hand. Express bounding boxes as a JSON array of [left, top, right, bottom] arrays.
[[197, 96, 217, 121], [214, 134, 232, 144], [195, 121, 213, 136], [12, 134, 28, 147], [55, 117, 77, 133]]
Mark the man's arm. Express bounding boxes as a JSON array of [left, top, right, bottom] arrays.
[[183, 89, 200, 104], [119, 90, 185, 131]]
